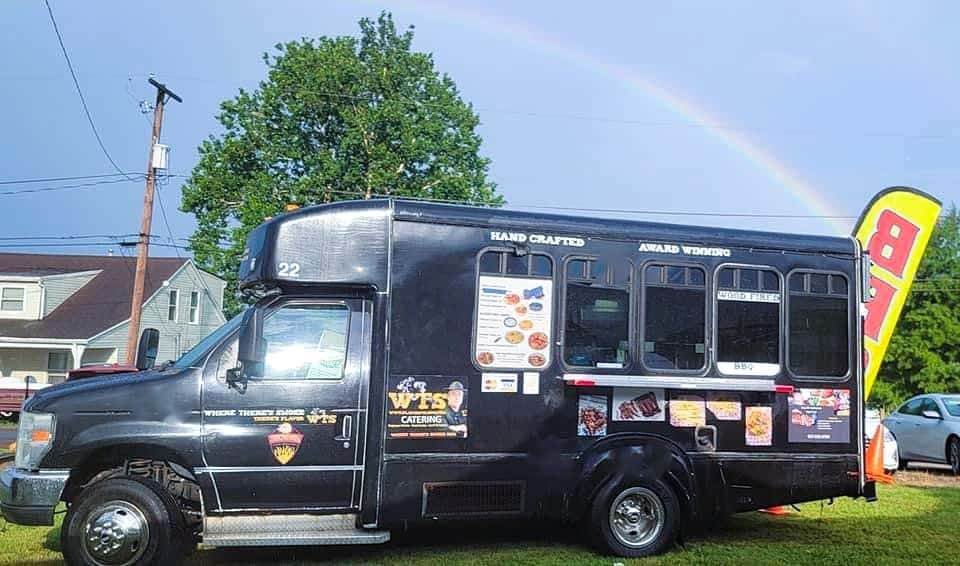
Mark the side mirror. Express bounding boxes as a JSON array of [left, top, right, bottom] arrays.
[[921, 409, 941, 420], [135, 328, 160, 370], [230, 307, 265, 387]]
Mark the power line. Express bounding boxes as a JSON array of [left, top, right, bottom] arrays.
[[43, 0, 137, 182], [0, 177, 140, 197], [0, 172, 142, 186]]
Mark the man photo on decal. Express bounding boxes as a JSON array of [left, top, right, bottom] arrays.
[[445, 381, 467, 437]]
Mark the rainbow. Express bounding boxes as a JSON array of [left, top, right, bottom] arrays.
[[392, 1, 850, 234]]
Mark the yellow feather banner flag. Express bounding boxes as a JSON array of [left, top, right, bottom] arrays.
[[854, 187, 941, 398]]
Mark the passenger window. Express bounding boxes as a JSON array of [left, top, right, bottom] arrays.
[[788, 272, 849, 378], [899, 399, 922, 416], [921, 398, 941, 417], [564, 259, 630, 368], [481, 250, 553, 277], [716, 267, 781, 376], [261, 304, 349, 380], [479, 251, 501, 274], [643, 264, 706, 371]]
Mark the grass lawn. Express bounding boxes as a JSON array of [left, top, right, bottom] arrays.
[[0, 483, 957, 565]]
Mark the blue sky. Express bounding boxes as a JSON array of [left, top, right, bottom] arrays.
[[2, 0, 958, 256]]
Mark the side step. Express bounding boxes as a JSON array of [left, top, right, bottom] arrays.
[[202, 513, 390, 547]]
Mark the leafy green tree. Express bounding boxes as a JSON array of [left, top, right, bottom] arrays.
[[873, 206, 960, 409], [182, 12, 502, 314]]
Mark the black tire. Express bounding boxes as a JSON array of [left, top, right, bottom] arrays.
[[61, 476, 186, 566], [949, 437, 960, 476], [589, 478, 680, 558]]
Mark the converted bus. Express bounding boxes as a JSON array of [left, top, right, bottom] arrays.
[[0, 191, 937, 564]]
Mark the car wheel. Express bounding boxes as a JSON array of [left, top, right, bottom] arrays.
[[949, 437, 960, 476], [590, 479, 680, 558], [61, 476, 186, 566]]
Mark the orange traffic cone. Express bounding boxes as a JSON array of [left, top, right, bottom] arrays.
[[865, 424, 894, 484], [759, 505, 790, 515]]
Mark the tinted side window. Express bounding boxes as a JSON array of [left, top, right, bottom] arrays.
[[899, 399, 922, 416], [788, 272, 849, 377], [262, 304, 349, 380], [921, 398, 942, 416], [643, 264, 706, 371], [716, 267, 781, 375], [564, 259, 630, 368], [480, 250, 552, 277]]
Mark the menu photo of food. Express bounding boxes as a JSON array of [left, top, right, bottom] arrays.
[[613, 387, 665, 422], [745, 406, 773, 446], [669, 394, 706, 427], [578, 394, 608, 437], [475, 276, 553, 369]]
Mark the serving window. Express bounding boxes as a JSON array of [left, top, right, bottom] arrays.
[[474, 249, 554, 370], [716, 266, 781, 376], [788, 271, 850, 378], [562, 258, 631, 369], [642, 264, 706, 372]]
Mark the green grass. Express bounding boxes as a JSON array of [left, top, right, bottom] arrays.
[[1, 484, 957, 565]]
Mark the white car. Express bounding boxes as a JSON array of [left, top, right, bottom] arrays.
[[865, 408, 899, 472]]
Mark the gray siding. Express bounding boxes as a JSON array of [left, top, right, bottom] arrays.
[[42, 271, 100, 316], [89, 262, 227, 363]]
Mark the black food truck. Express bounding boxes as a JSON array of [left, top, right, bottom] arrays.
[[3, 197, 896, 563]]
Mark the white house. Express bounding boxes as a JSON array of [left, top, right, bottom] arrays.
[[0, 253, 226, 384]]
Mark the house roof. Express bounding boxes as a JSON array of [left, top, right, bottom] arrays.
[[0, 253, 187, 340]]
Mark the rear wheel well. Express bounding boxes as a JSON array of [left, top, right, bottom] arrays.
[[62, 446, 202, 533]]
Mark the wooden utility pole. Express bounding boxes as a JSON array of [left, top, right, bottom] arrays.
[[125, 79, 182, 364]]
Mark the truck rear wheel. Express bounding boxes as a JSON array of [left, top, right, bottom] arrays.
[[61, 476, 186, 566], [590, 479, 680, 558]]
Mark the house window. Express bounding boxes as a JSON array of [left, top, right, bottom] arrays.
[[716, 266, 781, 376], [167, 289, 179, 322], [563, 258, 630, 368], [189, 291, 200, 324], [643, 264, 706, 371], [1, 287, 24, 311], [48, 351, 70, 373], [788, 272, 849, 378]]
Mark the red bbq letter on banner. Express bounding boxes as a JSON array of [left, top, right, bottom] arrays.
[[866, 210, 920, 278]]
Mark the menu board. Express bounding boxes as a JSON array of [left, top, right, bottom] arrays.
[[669, 394, 706, 427], [789, 389, 851, 443], [706, 393, 742, 421], [475, 275, 552, 370]]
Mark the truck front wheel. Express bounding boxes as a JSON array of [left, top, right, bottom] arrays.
[[590, 479, 680, 558], [61, 476, 186, 566]]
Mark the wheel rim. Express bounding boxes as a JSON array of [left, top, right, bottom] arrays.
[[80, 500, 150, 566], [608, 487, 665, 548], [951, 440, 960, 474]]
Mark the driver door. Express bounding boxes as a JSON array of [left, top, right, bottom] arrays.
[[200, 299, 370, 511]]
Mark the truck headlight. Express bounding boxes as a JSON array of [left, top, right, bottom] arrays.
[[15, 412, 55, 471]]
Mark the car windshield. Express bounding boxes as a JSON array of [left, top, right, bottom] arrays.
[[943, 397, 960, 417], [172, 312, 244, 369]]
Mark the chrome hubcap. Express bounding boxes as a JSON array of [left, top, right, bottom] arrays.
[[81, 501, 149, 566], [609, 487, 664, 548]]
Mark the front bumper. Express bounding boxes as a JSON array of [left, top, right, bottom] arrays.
[[0, 464, 69, 525]]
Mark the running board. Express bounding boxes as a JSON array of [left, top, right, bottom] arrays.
[[202, 513, 390, 547]]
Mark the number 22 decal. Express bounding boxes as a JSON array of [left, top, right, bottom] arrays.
[[277, 262, 301, 277]]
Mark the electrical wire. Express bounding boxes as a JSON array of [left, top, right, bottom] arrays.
[[0, 177, 140, 197], [0, 172, 142, 185], [43, 0, 138, 182]]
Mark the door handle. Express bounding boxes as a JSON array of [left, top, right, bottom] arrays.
[[335, 415, 352, 441]]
